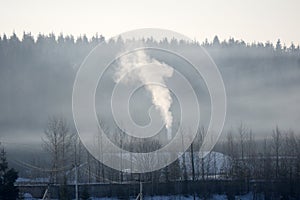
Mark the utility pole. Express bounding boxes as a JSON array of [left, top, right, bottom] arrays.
[[74, 136, 79, 200], [135, 181, 143, 200], [71, 162, 87, 200], [139, 181, 143, 200], [75, 164, 79, 200], [41, 185, 49, 200]]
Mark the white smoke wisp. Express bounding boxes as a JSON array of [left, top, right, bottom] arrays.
[[114, 50, 174, 139]]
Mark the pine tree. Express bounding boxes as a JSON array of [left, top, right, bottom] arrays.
[[213, 35, 220, 46], [0, 144, 19, 200], [276, 39, 282, 52]]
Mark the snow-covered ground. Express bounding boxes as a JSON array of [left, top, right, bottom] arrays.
[[17, 177, 49, 183]]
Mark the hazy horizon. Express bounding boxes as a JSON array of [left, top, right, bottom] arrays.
[[0, 35, 299, 147], [1, 0, 300, 45]]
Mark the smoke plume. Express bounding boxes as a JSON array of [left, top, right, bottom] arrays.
[[114, 50, 174, 139]]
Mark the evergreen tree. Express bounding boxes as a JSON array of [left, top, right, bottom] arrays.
[[276, 39, 282, 52], [0, 144, 19, 200], [213, 35, 220, 46]]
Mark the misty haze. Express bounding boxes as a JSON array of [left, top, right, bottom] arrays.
[[0, 33, 299, 199], [1, 1, 300, 198]]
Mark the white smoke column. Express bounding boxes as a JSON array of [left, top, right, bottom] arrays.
[[114, 50, 174, 139]]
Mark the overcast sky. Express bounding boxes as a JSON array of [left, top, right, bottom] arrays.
[[0, 0, 299, 45]]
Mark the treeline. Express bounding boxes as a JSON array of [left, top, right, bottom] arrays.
[[1, 32, 300, 53], [1, 32, 299, 131], [220, 125, 300, 181], [18, 118, 300, 199]]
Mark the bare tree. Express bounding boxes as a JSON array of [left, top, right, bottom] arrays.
[[190, 139, 195, 181], [263, 139, 272, 181], [42, 117, 75, 184], [180, 128, 188, 181], [282, 131, 296, 181], [272, 126, 282, 178], [206, 151, 211, 179], [238, 123, 247, 162], [246, 129, 257, 178], [226, 130, 237, 178], [198, 127, 206, 180], [132, 138, 162, 181], [96, 120, 109, 183]]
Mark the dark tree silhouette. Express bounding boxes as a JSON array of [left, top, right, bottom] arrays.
[[0, 144, 19, 200], [212, 35, 220, 46]]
